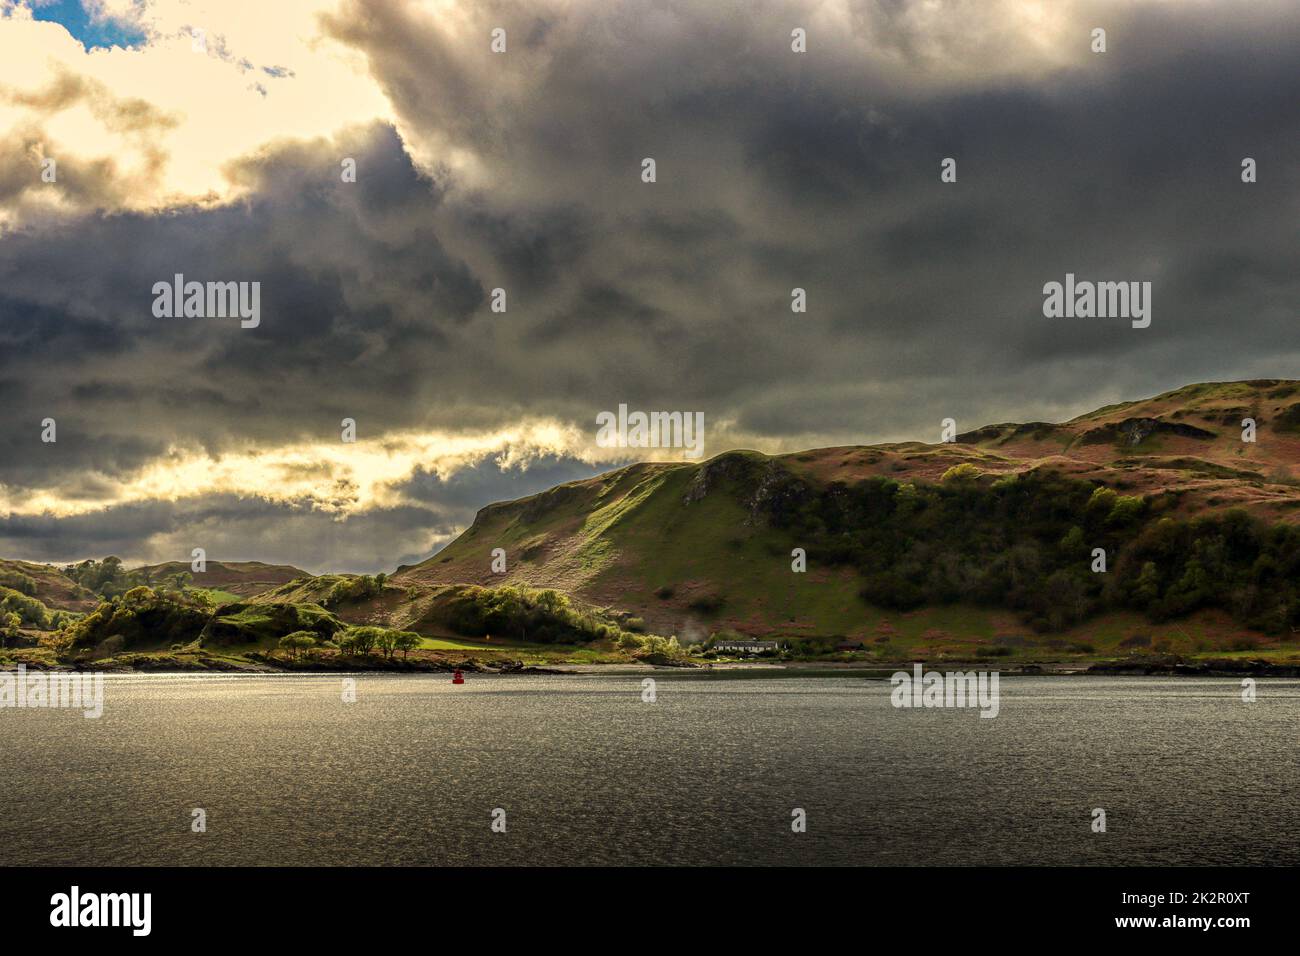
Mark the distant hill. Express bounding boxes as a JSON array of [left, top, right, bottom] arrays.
[[6, 381, 1300, 664], [136, 560, 311, 597], [0, 559, 99, 612], [0, 557, 312, 621], [389, 380, 1300, 652]]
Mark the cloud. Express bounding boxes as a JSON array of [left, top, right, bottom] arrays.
[[0, 493, 460, 573], [0, 0, 1296, 568], [323, 0, 1299, 426], [0, 0, 392, 223]]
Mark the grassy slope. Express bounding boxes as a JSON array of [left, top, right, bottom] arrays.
[[0, 558, 308, 613], [6, 380, 1300, 667], [137, 560, 311, 597], [0, 558, 99, 612], [240, 575, 645, 663], [389, 380, 1300, 660]]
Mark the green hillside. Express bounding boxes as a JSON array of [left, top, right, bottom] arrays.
[[135, 560, 311, 597], [0, 558, 99, 612], [390, 380, 1300, 658], [6, 380, 1300, 670]]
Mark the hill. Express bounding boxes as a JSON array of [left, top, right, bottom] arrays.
[[5, 380, 1300, 668], [0, 558, 100, 612], [390, 380, 1300, 656], [134, 560, 311, 597]]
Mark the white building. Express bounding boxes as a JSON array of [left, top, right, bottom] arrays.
[[712, 639, 779, 654]]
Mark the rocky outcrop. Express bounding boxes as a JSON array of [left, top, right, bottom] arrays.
[[1078, 417, 1216, 446], [682, 452, 812, 525], [1088, 656, 1300, 676]]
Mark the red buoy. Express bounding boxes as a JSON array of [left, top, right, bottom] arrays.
[[452, 669, 465, 684]]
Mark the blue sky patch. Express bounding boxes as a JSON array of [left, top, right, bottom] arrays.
[[29, 0, 148, 50]]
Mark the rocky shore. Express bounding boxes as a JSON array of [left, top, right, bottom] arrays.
[[0, 651, 569, 675], [1086, 657, 1300, 677]]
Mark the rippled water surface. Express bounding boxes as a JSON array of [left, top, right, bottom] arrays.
[[1, 673, 1295, 865]]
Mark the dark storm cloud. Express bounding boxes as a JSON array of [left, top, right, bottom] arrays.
[[0, 493, 462, 574], [0, 122, 489, 484], [396, 454, 613, 512], [320, 0, 1299, 430], [0, 0, 1297, 566]]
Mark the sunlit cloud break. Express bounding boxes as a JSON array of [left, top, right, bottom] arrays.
[[3, 420, 595, 518]]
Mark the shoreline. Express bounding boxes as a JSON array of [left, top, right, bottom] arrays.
[[3, 656, 1298, 677]]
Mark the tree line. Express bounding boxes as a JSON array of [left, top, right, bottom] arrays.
[[765, 468, 1300, 634]]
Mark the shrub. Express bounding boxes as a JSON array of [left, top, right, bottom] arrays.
[[0, 611, 21, 645], [278, 631, 318, 659], [62, 588, 212, 653], [325, 575, 384, 607], [941, 463, 981, 483], [443, 586, 610, 644], [0, 570, 38, 596], [0, 587, 53, 628]]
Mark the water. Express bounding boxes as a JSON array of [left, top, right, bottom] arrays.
[[0, 673, 1295, 866]]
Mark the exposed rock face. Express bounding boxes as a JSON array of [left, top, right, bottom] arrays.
[[520, 482, 586, 523], [682, 452, 811, 524], [746, 462, 812, 524], [1078, 417, 1216, 446], [681, 452, 752, 505]]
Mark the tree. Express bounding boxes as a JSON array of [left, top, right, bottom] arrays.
[[394, 632, 420, 658], [344, 626, 381, 655], [1042, 570, 1089, 631], [0, 611, 21, 647], [1059, 526, 1087, 561], [1134, 561, 1162, 610], [1106, 495, 1146, 528], [278, 631, 317, 660], [163, 570, 193, 593]]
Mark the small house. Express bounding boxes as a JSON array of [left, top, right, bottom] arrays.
[[712, 639, 780, 654]]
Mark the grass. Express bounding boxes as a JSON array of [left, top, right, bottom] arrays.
[[410, 624, 643, 663], [203, 601, 341, 646], [192, 587, 242, 605], [393, 443, 1300, 657], [414, 635, 553, 651]]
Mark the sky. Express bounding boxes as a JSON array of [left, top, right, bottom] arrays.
[[0, 0, 1296, 572]]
